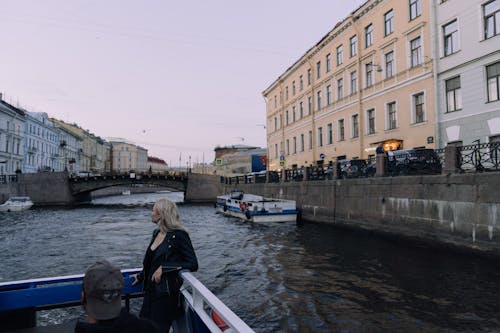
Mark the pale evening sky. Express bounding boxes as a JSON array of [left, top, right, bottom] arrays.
[[0, 0, 366, 167]]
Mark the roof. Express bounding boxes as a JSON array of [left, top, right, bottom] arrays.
[[214, 145, 260, 151], [231, 148, 267, 157], [148, 156, 167, 164]]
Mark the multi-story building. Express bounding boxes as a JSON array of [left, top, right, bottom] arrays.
[[0, 98, 25, 175], [51, 119, 83, 173], [109, 140, 148, 173], [147, 156, 168, 173], [51, 119, 111, 174], [22, 112, 60, 173], [434, 0, 500, 146], [263, 0, 436, 170]]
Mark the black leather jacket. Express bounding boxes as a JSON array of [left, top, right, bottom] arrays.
[[138, 229, 198, 295]]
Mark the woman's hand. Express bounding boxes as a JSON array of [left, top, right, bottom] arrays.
[[131, 274, 140, 286], [152, 266, 162, 283]]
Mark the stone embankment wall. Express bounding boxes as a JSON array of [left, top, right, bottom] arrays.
[[185, 173, 223, 203], [16, 172, 76, 205], [219, 173, 500, 257]]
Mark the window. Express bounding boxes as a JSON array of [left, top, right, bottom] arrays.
[[316, 61, 321, 79], [366, 62, 373, 87], [443, 19, 459, 56], [337, 78, 344, 100], [327, 123, 333, 145], [367, 109, 375, 134], [385, 51, 394, 78], [286, 139, 290, 155], [350, 35, 357, 57], [414, 92, 425, 123], [336, 45, 343, 65], [292, 106, 296, 122], [300, 134, 304, 152], [274, 117, 277, 131], [338, 119, 345, 141], [350, 71, 358, 94], [293, 137, 297, 154], [487, 62, 500, 101], [274, 96, 277, 108], [446, 76, 462, 112], [292, 81, 296, 96], [352, 114, 359, 138], [286, 87, 289, 100], [300, 102, 304, 118], [308, 130, 313, 149], [307, 69, 312, 85], [387, 102, 397, 129], [365, 24, 373, 48], [308, 96, 312, 115], [327, 85, 332, 105], [326, 54, 332, 72], [384, 10, 394, 36], [484, 0, 500, 39], [410, 36, 422, 67], [317, 90, 322, 110], [300, 75, 304, 90], [286, 110, 289, 125], [410, 0, 421, 20], [274, 144, 278, 158], [318, 127, 323, 147]]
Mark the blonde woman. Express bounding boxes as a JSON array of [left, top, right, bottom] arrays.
[[132, 198, 198, 333]]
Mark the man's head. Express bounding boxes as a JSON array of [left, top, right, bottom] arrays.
[[82, 260, 124, 321]]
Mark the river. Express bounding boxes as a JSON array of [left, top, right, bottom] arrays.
[[1, 192, 499, 332]]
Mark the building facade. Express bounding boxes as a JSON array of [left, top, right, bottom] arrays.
[[263, 0, 436, 170], [22, 112, 60, 173], [0, 99, 25, 175], [51, 121, 83, 173], [147, 156, 168, 173], [110, 140, 148, 173], [434, 0, 500, 146]]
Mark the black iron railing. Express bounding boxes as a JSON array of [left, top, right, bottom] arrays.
[[458, 142, 500, 172], [0, 175, 18, 184]]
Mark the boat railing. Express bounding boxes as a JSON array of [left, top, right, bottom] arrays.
[[0, 268, 254, 333]]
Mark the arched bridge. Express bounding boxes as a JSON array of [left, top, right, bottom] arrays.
[[69, 173, 188, 197]]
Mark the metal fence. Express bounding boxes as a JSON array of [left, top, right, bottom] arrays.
[[0, 175, 18, 184], [220, 144, 500, 184], [458, 142, 500, 172]]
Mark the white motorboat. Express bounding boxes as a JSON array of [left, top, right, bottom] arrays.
[[0, 196, 34, 212], [215, 190, 298, 223]]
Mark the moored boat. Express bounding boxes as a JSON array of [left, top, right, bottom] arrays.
[[0, 196, 34, 212], [215, 190, 298, 223]]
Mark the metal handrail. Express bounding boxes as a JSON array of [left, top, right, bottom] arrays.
[[0, 269, 255, 333]]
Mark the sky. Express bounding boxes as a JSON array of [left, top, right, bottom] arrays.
[[0, 0, 366, 167]]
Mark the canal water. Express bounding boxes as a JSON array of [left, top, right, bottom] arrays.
[[1, 192, 499, 332]]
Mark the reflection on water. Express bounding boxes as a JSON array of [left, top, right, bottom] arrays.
[[1, 192, 500, 332]]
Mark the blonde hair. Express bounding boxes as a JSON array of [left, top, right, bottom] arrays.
[[153, 198, 185, 233]]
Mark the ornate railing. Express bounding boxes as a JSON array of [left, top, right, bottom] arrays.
[[458, 142, 500, 172]]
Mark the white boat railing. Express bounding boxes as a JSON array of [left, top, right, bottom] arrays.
[[179, 271, 255, 333]]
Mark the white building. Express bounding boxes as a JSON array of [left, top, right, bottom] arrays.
[[434, 0, 500, 146], [23, 112, 60, 173], [0, 99, 25, 175], [56, 125, 83, 173]]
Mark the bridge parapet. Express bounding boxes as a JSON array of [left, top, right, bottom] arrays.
[[69, 173, 188, 195]]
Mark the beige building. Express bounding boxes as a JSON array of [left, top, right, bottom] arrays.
[[147, 156, 168, 173], [110, 140, 148, 173], [51, 119, 111, 173], [263, 0, 435, 170]]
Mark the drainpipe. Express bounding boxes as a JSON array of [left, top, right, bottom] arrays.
[[430, 0, 442, 148]]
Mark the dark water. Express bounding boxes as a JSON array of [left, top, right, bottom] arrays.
[[1, 192, 499, 332]]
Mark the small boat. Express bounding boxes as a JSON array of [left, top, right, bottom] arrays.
[[0, 196, 34, 212], [215, 190, 298, 223], [121, 190, 131, 195]]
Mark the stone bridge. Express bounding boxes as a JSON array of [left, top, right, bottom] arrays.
[[69, 174, 188, 199]]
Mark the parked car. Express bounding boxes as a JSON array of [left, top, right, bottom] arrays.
[[387, 148, 442, 175], [338, 159, 367, 178]]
